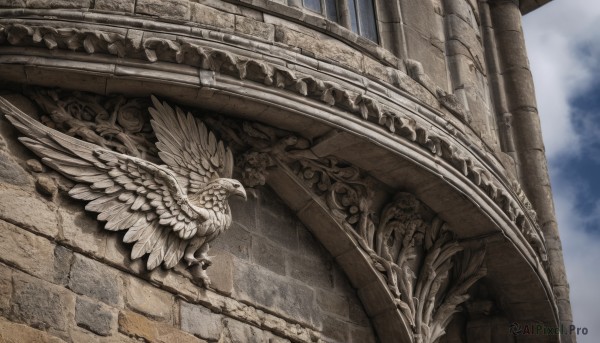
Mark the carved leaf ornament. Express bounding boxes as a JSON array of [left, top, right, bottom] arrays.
[[0, 95, 247, 287], [292, 156, 487, 343]]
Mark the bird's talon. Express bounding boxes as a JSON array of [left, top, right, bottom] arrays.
[[198, 255, 213, 269], [190, 265, 212, 288], [184, 256, 200, 267]]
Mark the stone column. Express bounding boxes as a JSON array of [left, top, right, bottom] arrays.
[[488, 1, 574, 341]]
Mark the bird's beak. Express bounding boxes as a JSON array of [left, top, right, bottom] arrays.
[[234, 186, 247, 200]]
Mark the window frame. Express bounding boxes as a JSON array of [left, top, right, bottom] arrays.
[[299, 0, 380, 43], [349, 0, 379, 43], [301, 0, 339, 22]]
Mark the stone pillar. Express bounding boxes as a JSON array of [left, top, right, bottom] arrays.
[[488, 1, 574, 341]]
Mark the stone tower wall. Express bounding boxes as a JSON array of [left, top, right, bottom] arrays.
[[0, 0, 573, 342]]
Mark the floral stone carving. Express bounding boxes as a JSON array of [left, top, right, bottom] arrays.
[[286, 151, 486, 343], [0, 95, 247, 287], [218, 118, 486, 343]]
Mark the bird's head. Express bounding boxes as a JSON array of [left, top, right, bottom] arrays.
[[219, 178, 247, 200]]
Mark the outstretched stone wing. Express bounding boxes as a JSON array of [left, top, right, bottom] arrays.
[[149, 96, 234, 195], [0, 97, 209, 270]]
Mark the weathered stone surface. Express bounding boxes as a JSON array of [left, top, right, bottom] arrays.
[[58, 203, 107, 258], [211, 222, 252, 260], [350, 326, 377, 343], [53, 245, 73, 286], [24, 0, 91, 8], [403, 26, 448, 92], [256, 209, 298, 251], [298, 226, 331, 263], [223, 318, 266, 343], [26, 159, 44, 172], [0, 317, 66, 343], [94, 0, 135, 13], [233, 261, 316, 326], [348, 298, 370, 326], [229, 194, 258, 232], [235, 15, 275, 41], [0, 263, 12, 315], [205, 249, 234, 295], [264, 331, 292, 343], [363, 56, 391, 84], [180, 302, 223, 341], [136, 0, 190, 20], [290, 254, 333, 289], [148, 267, 199, 303], [252, 239, 286, 275], [11, 272, 75, 334], [125, 276, 174, 323], [75, 297, 115, 336], [191, 3, 235, 30], [316, 290, 348, 318], [36, 174, 57, 196], [0, 0, 27, 8], [0, 219, 55, 281], [119, 310, 205, 343], [0, 185, 58, 237], [0, 150, 31, 186], [68, 254, 121, 306], [321, 315, 349, 343], [275, 26, 363, 71], [195, 0, 241, 14]]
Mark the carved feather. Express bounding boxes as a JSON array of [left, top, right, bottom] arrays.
[[0, 97, 210, 270], [149, 96, 234, 194]]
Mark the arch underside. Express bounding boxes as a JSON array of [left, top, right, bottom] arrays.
[[0, 22, 558, 343]]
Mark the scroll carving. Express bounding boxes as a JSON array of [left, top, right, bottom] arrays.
[[0, 94, 247, 287], [286, 150, 486, 342]]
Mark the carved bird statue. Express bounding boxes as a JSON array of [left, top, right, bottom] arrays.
[[0, 96, 246, 287]]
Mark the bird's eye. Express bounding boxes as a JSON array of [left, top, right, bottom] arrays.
[[233, 184, 240, 188]]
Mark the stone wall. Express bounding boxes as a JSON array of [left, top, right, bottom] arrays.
[[0, 0, 501, 152], [0, 99, 376, 342], [0, 0, 573, 342]]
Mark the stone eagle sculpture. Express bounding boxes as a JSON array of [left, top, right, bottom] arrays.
[[0, 96, 246, 286]]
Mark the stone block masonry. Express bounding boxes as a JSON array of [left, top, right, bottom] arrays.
[[0, 120, 376, 342]]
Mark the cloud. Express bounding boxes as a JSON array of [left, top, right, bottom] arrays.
[[523, 1, 600, 341]]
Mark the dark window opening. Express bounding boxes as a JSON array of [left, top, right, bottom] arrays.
[[348, 0, 378, 42], [299, 0, 378, 43]]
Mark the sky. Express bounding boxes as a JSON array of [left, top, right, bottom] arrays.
[[522, 1, 600, 341]]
